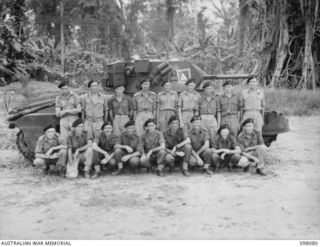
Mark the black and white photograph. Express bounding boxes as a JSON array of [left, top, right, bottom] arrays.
[[0, 0, 319, 244]]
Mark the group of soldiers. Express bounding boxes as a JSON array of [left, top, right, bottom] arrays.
[[33, 77, 268, 178]]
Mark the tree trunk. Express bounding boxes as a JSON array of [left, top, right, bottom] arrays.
[[299, 0, 317, 90], [238, 0, 249, 57], [300, 15, 315, 89], [166, 0, 175, 44], [270, 0, 288, 87], [60, 0, 65, 74]]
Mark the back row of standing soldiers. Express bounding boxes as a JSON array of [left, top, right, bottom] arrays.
[[34, 77, 267, 178]]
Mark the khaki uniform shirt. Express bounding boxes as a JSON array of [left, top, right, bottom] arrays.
[[198, 94, 218, 115], [178, 91, 201, 111], [55, 92, 80, 116], [188, 128, 209, 152], [67, 130, 91, 153], [237, 130, 264, 151], [81, 92, 108, 119], [108, 95, 133, 116], [35, 133, 64, 154], [115, 132, 143, 153], [133, 91, 156, 112], [141, 130, 165, 152], [163, 127, 189, 149], [94, 132, 118, 153], [157, 90, 178, 110], [241, 89, 264, 111], [211, 135, 238, 150], [218, 92, 241, 117]]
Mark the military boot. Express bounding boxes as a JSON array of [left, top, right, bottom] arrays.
[[84, 171, 90, 179], [257, 168, 267, 176], [204, 168, 214, 175], [182, 169, 191, 177], [91, 171, 100, 179], [243, 165, 250, 173], [157, 170, 164, 177], [112, 169, 122, 176]]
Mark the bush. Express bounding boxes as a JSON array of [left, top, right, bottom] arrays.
[[264, 88, 320, 116]]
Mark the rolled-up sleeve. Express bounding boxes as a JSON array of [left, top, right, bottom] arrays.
[[103, 95, 109, 113], [158, 132, 165, 144], [178, 94, 183, 108], [34, 137, 43, 154], [152, 95, 156, 111], [210, 137, 218, 149], [132, 95, 138, 111], [257, 131, 264, 145], [67, 135, 73, 149], [136, 138, 144, 153]]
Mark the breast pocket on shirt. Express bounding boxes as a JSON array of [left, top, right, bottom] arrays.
[[231, 98, 239, 113], [220, 99, 229, 112], [95, 99, 104, 114], [136, 97, 145, 107], [69, 96, 75, 107], [85, 98, 93, 112], [169, 95, 177, 108]]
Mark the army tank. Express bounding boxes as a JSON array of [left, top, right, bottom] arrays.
[[4, 57, 290, 161]]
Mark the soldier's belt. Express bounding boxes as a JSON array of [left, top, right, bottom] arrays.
[[137, 109, 152, 112], [86, 116, 103, 122], [244, 109, 262, 111], [221, 113, 238, 117], [160, 108, 176, 111], [182, 109, 194, 112], [61, 113, 78, 119]]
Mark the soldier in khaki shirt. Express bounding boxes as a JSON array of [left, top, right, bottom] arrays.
[[133, 79, 156, 136], [66, 119, 93, 179], [112, 120, 143, 175], [198, 81, 219, 141], [237, 118, 267, 176], [108, 85, 133, 136], [211, 124, 249, 172], [91, 121, 118, 178], [178, 78, 200, 130], [81, 80, 109, 139], [241, 77, 265, 132], [218, 81, 241, 136], [188, 116, 214, 175], [55, 80, 81, 141], [140, 118, 167, 177], [34, 125, 67, 176], [156, 80, 178, 132], [163, 115, 192, 177]]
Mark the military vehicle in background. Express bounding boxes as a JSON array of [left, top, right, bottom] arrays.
[[4, 57, 290, 161]]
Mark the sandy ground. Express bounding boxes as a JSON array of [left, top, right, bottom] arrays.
[[0, 114, 319, 240]]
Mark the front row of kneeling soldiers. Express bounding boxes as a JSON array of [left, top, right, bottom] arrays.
[[34, 114, 267, 178]]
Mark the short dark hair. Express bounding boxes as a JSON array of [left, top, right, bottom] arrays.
[[88, 80, 99, 88], [217, 124, 230, 134], [101, 121, 113, 130]]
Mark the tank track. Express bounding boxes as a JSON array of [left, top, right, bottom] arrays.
[[16, 130, 35, 161]]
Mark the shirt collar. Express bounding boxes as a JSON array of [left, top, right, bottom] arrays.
[[186, 91, 196, 95], [218, 134, 231, 142], [88, 91, 101, 101], [203, 93, 215, 100], [244, 131, 254, 138], [72, 130, 86, 138], [223, 92, 235, 98], [169, 127, 178, 136], [123, 131, 137, 138], [191, 128, 203, 134], [43, 134, 57, 142], [140, 90, 151, 97]]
